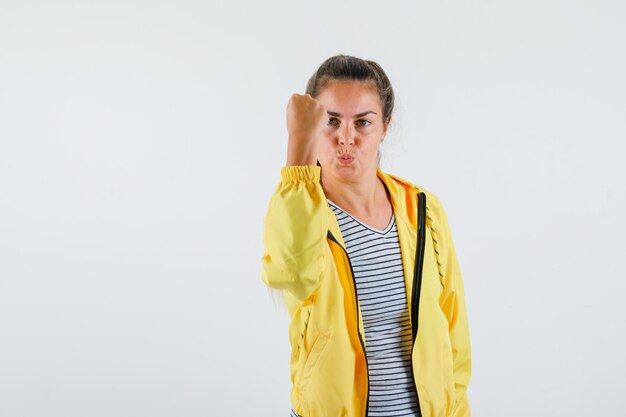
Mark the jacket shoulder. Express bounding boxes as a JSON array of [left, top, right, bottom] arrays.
[[384, 171, 449, 232], [385, 172, 443, 206]]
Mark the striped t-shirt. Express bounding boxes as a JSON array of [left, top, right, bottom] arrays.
[[290, 200, 421, 417]]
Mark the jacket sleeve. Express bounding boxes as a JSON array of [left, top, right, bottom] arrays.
[[260, 165, 329, 301], [433, 195, 472, 417]]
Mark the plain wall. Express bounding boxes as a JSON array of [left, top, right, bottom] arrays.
[[1, 1, 624, 416]]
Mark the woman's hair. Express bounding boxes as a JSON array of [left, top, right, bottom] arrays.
[[305, 54, 395, 127]]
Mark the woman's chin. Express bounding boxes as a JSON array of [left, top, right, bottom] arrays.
[[333, 163, 360, 179], [319, 160, 365, 182]]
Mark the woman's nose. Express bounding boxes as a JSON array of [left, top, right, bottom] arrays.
[[338, 126, 355, 145]]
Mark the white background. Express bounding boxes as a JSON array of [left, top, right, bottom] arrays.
[[1, 1, 625, 416]]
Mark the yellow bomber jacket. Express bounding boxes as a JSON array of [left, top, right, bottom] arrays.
[[261, 165, 471, 417]]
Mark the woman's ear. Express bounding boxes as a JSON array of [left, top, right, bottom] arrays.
[[382, 115, 392, 139]]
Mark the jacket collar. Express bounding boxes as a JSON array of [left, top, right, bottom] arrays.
[[326, 168, 419, 248], [376, 167, 419, 229]]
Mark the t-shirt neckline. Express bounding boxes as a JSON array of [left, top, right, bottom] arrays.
[[327, 199, 395, 235]]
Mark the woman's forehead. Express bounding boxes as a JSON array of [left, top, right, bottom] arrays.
[[317, 80, 381, 115]]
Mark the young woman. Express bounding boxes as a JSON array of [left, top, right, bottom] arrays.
[[261, 54, 472, 417]]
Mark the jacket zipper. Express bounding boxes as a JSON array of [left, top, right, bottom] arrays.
[[411, 191, 427, 413], [327, 230, 370, 417]]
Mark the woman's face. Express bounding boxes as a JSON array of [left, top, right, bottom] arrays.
[[315, 79, 389, 183]]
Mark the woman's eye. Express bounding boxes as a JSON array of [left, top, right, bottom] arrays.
[[327, 118, 370, 126]]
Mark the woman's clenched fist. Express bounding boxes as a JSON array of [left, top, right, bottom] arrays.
[[286, 93, 328, 166]]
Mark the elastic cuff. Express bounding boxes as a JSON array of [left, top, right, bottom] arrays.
[[281, 165, 321, 182]]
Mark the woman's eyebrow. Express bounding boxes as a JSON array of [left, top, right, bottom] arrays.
[[327, 110, 378, 118]]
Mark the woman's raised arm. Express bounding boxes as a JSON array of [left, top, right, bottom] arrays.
[[260, 93, 330, 301], [261, 165, 328, 301]]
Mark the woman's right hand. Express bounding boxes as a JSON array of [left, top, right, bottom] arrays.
[[286, 93, 328, 166]]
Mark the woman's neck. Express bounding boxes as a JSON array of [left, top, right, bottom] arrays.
[[322, 169, 386, 216]]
